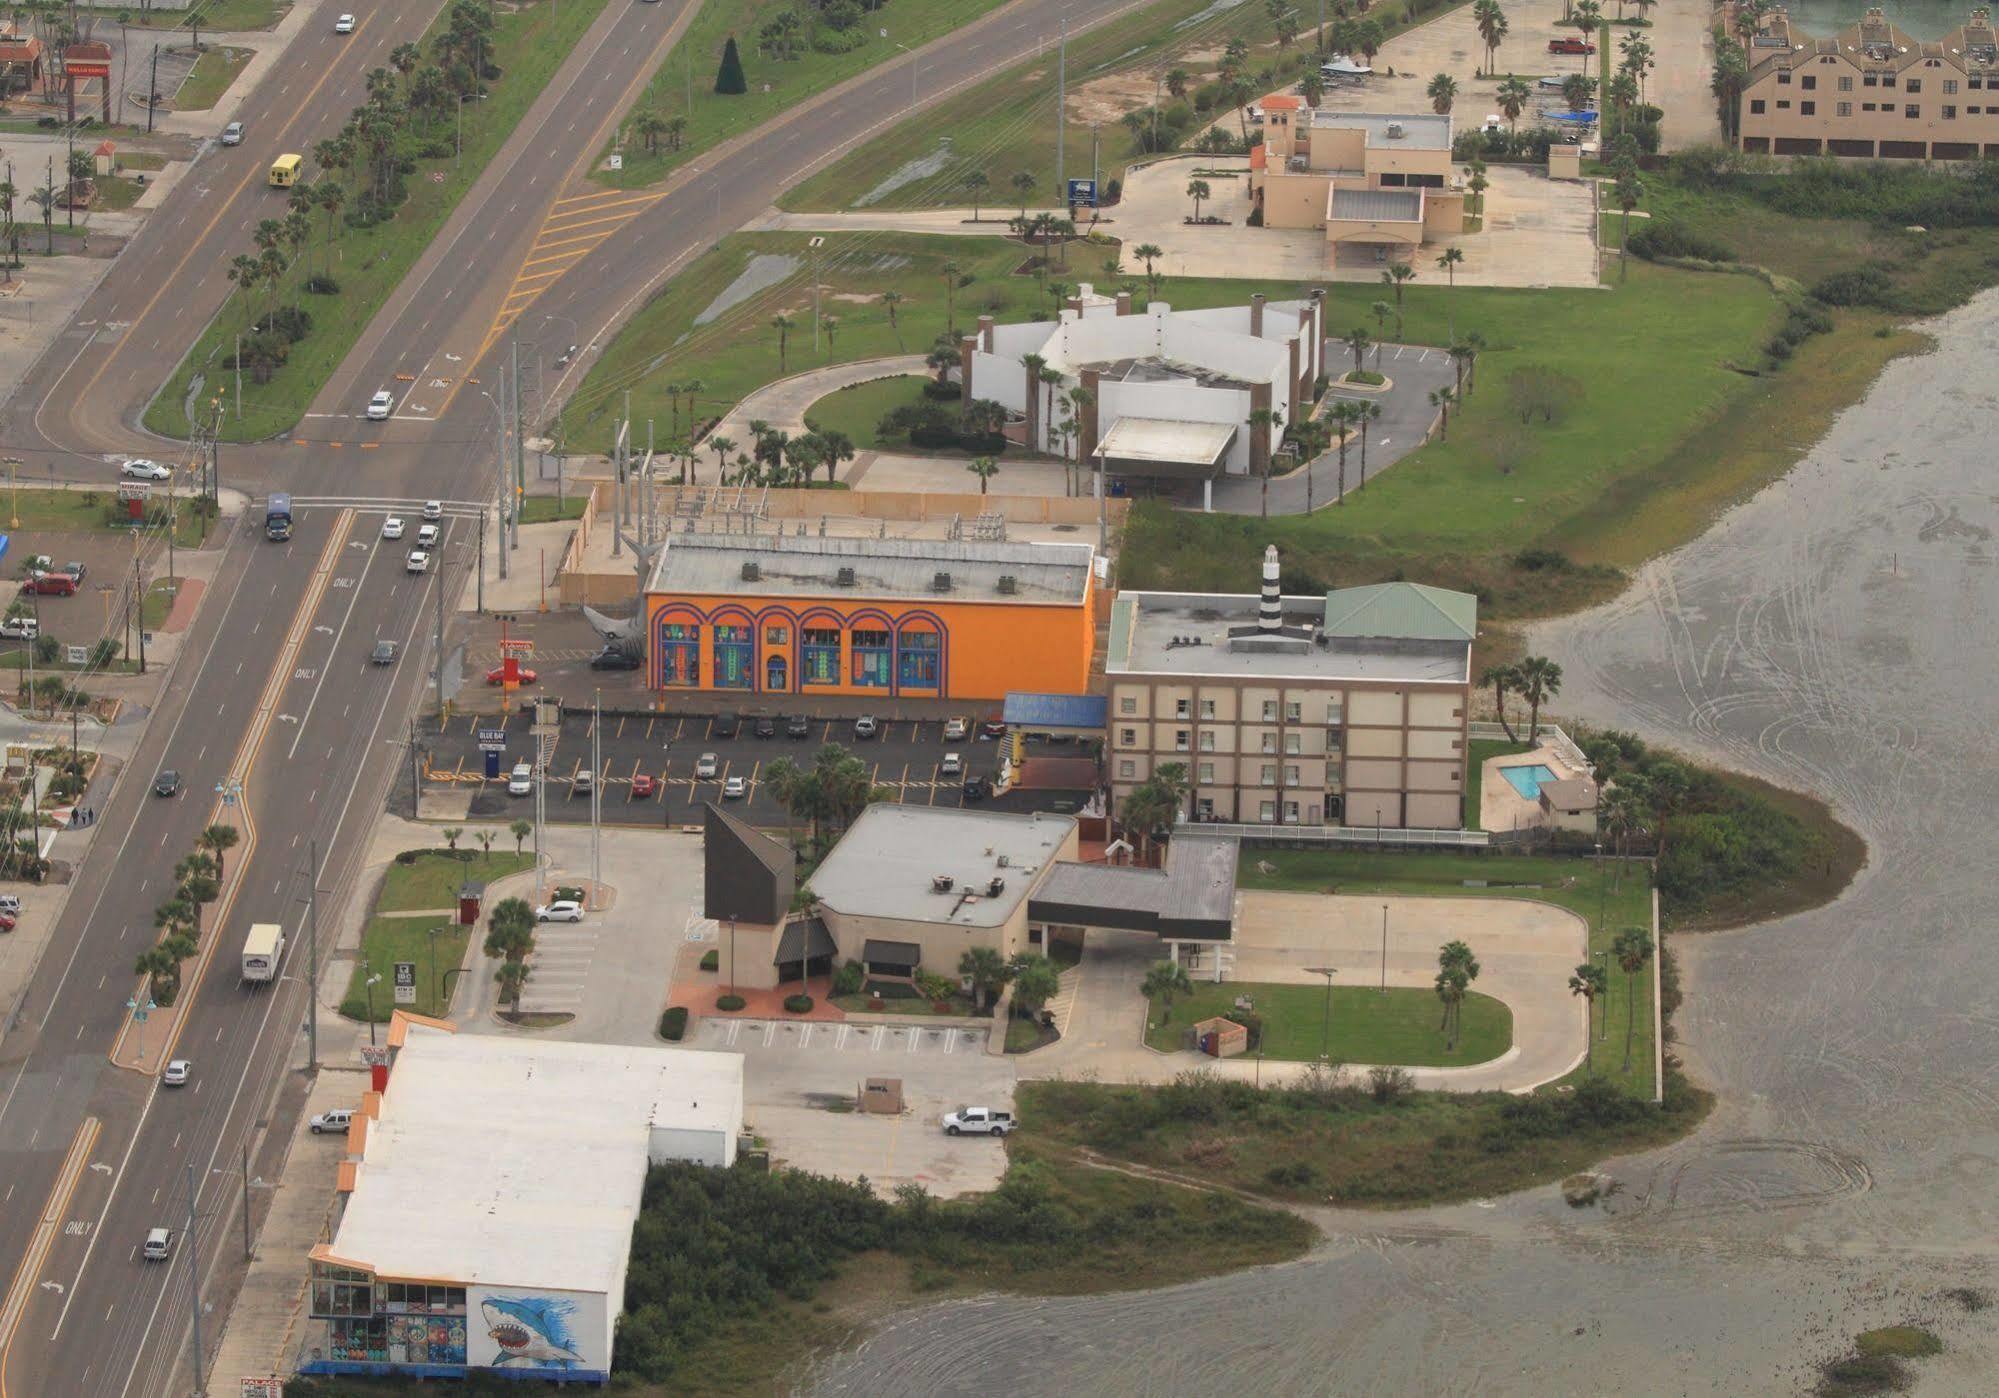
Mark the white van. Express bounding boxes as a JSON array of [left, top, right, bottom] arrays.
[[507, 762, 533, 796], [143, 1227, 174, 1261]]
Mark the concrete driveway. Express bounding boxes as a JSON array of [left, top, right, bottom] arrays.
[[1452, 164, 1600, 289]]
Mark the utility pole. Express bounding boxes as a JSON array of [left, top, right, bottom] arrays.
[[809, 235, 824, 352], [408, 717, 421, 815], [240, 1138, 253, 1261], [133, 555, 146, 673], [511, 338, 524, 552], [433, 556, 446, 715], [591, 691, 602, 893], [233, 333, 241, 418], [185, 1164, 204, 1397], [307, 837, 320, 1067], [1090, 122, 1100, 206], [1056, 18, 1067, 207], [495, 378, 509, 582], [476, 509, 485, 612], [147, 46, 158, 134]]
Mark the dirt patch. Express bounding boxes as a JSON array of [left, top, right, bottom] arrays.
[[1069, 71, 1161, 125], [827, 292, 879, 304]]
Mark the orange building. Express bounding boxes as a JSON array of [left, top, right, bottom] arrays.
[[642, 534, 1098, 702]]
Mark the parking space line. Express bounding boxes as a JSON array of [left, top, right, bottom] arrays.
[[761, 1022, 777, 1047], [906, 1031, 920, 1055], [870, 1026, 885, 1052]]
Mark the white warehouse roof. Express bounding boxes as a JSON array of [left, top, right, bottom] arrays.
[[320, 1024, 742, 1295]]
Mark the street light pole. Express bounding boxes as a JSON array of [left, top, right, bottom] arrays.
[[1305, 965, 1337, 1060], [1380, 904, 1388, 993], [185, 1164, 204, 1397], [306, 837, 319, 1068]]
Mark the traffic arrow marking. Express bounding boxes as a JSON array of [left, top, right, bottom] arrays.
[[89, 1162, 111, 1175]]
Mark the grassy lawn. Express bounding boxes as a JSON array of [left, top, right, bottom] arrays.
[[114, 0, 286, 29], [599, 0, 1011, 191], [567, 231, 1311, 452], [89, 176, 147, 212], [341, 916, 469, 1022], [174, 45, 254, 111], [1464, 736, 1529, 828], [145, 0, 612, 441], [378, 848, 532, 912], [517, 495, 586, 525], [1242, 849, 1657, 1096], [800, 373, 929, 449], [0, 486, 210, 546], [141, 577, 181, 629], [1148, 981, 1511, 1066], [783, 0, 1325, 212]]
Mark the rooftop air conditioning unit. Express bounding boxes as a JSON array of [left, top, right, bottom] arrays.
[[836, 566, 856, 586], [988, 877, 1006, 897], [1385, 122, 1405, 139], [931, 874, 955, 893], [741, 560, 760, 581], [997, 574, 1018, 594], [932, 571, 952, 592], [997, 853, 1010, 867], [1288, 155, 1308, 171]]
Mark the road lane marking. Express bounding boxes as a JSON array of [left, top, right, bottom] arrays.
[[0, 1117, 100, 1398]]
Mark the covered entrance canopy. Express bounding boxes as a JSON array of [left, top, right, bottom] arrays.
[[1093, 418, 1238, 508], [1029, 836, 1238, 965]]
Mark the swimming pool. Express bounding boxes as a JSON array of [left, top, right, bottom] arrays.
[[1498, 764, 1558, 800]]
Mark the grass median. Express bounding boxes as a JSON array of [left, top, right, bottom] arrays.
[[145, 0, 612, 442], [597, 0, 1011, 192], [1148, 980, 1512, 1066]]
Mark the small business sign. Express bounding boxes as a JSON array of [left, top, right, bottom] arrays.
[[1066, 178, 1097, 208], [476, 727, 507, 752], [239, 1380, 284, 1398], [393, 961, 417, 1005], [64, 644, 88, 666]]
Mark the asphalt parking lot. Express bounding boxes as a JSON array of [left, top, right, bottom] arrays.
[[423, 707, 1065, 825]]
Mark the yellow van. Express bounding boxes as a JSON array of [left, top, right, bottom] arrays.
[[268, 153, 303, 188]]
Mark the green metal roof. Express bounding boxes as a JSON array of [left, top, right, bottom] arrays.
[[1320, 582, 1477, 643]]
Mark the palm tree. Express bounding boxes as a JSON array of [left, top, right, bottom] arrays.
[[1435, 939, 1480, 1049], [1343, 325, 1372, 378], [1478, 663, 1521, 741], [1562, 72, 1597, 117], [1571, 0, 1603, 70], [1613, 926, 1653, 1070], [707, 434, 735, 480], [1327, 400, 1356, 505], [941, 257, 962, 334], [959, 946, 1011, 1010], [1352, 399, 1381, 490], [198, 823, 240, 885], [763, 756, 805, 850], [1515, 655, 1563, 741], [880, 288, 905, 349], [1299, 70, 1327, 107], [483, 896, 536, 976], [1569, 961, 1607, 1071], [633, 109, 666, 154], [1473, 0, 1509, 76], [1165, 67, 1190, 99], [1009, 954, 1060, 1020], [1612, 158, 1644, 280], [770, 313, 794, 374], [1436, 245, 1465, 287], [1245, 404, 1280, 496], [1010, 169, 1036, 222], [1132, 241, 1163, 297], [509, 818, 532, 855], [1428, 386, 1455, 441], [820, 314, 839, 354], [1426, 72, 1458, 115], [1142, 959, 1194, 1024], [442, 825, 463, 852], [1497, 74, 1533, 131], [1466, 158, 1490, 221], [1384, 261, 1416, 304], [966, 455, 999, 495], [1185, 178, 1211, 220]]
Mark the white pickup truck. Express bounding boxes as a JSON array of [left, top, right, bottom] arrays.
[[941, 1105, 1015, 1137]]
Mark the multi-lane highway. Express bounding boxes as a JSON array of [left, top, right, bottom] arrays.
[[0, 0, 1150, 1392]]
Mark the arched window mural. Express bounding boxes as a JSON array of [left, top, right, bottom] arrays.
[[766, 654, 788, 691], [711, 607, 756, 690], [848, 609, 895, 690], [896, 616, 944, 691], [655, 609, 702, 687], [798, 609, 843, 687]]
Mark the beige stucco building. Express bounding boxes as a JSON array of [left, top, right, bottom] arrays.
[[1736, 5, 1999, 158], [1104, 547, 1476, 830], [1248, 95, 1465, 266]]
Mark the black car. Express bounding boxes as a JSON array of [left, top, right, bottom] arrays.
[[61, 561, 86, 583], [752, 715, 776, 739], [714, 712, 741, 739], [590, 646, 642, 671], [153, 770, 180, 797], [962, 775, 991, 802], [978, 721, 1008, 741], [785, 714, 811, 738]]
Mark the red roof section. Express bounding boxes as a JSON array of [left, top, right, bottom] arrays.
[[1249, 145, 1267, 170], [94, 139, 115, 157], [1261, 94, 1302, 110]]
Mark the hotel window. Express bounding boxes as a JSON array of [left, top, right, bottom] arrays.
[[1285, 700, 1302, 722], [1750, 99, 1766, 114], [1119, 695, 1136, 715], [764, 625, 789, 647], [1175, 697, 1190, 717], [1906, 78, 1922, 93], [1863, 102, 1878, 111], [1260, 763, 1277, 786], [1884, 76, 1898, 87], [1838, 75, 1853, 91], [1199, 731, 1216, 752], [897, 628, 940, 688], [1175, 730, 1191, 751], [1285, 733, 1302, 755], [1118, 760, 1135, 778], [1777, 71, 1791, 84], [1199, 698, 1216, 719], [1259, 801, 1277, 824], [1119, 727, 1137, 746], [1801, 75, 1816, 90], [1801, 101, 1815, 115], [1260, 732, 1277, 754], [851, 628, 892, 687], [802, 627, 840, 684], [1907, 103, 1921, 117], [1284, 801, 1300, 824], [1775, 100, 1791, 110], [714, 624, 754, 689], [1945, 78, 1959, 94], [1863, 74, 1878, 87], [1974, 77, 1987, 89], [1838, 101, 1853, 116], [659, 622, 700, 687], [1285, 765, 1301, 786], [1261, 699, 1278, 721], [1198, 761, 1215, 783], [1943, 104, 1958, 119]]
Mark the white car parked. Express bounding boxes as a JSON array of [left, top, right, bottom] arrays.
[[382, 516, 405, 539], [366, 389, 394, 420], [121, 458, 172, 481], [507, 761, 533, 796], [694, 752, 719, 779], [536, 901, 584, 923]]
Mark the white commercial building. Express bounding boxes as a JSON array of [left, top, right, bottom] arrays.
[[957, 285, 1327, 510], [303, 1016, 743, 1384]]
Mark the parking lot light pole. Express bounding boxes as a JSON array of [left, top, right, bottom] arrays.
[[1380, 904, 1388, 994], [1306, 965, 1338, 1061]]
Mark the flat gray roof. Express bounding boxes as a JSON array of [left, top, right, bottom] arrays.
[[1030, 836, 1238, 941], [1107, 591, 1471, 684], [1307, 110, 1453, 150], [1331, 187, 1423, 222], [648, 533, 1093, 606], [810, 806, 1077, 928]]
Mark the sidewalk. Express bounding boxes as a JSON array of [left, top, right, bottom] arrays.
[[707, 354, 928, 453]]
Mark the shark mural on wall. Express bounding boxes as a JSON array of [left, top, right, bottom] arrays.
[[480, 1295, 585, 1369]]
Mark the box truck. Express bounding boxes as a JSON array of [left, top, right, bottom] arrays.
[[241, 923, 284, 982]]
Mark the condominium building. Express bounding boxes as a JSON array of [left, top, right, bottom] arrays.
[[1736, 5, 1999, 158], [1103, 546, 1476, 830]]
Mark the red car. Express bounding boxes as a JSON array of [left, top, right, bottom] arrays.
[[1548, 36, 1595, 53], [485, 665, 538, 686], [631, 774, 656, 799], [24, 572, 77, 597], [0, 912, 16, 933]]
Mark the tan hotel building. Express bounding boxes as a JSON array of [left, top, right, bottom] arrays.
[[1104, 548, 1477, 830], [1737, 5, 1999, 158]]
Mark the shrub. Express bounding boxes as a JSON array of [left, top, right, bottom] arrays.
[[304, 274, 341, 295], [1367, 1065, 1414, 1104], [1810, 264, 1896, 309], [699, 949, 719, 972], [1626, 220, 1736, 263], [715, 993, 746, 1012], [659, 1007, 688, 1041], [832, 960, 864, 996], [1264, 1160, 1317, 1188], [1513, 547, 1571, 572], [1223, 1009, 1263, 1051], [783, 993, 814, 1014], [920, 378, 960, 401], [714, 35, 748, 94]]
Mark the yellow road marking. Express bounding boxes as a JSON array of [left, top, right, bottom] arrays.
[[0, 1117, 101, 1398]]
